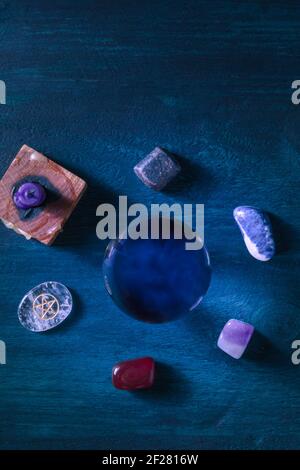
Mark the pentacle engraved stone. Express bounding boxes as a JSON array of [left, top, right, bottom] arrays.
[[18, 281, 73, 332]]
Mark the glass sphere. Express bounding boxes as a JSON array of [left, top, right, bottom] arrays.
[[103, 218, 211, 323]]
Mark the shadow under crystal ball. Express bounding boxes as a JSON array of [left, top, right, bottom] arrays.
[[103, 219, 211, 323]]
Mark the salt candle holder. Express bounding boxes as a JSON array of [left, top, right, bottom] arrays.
[[0, 145, 87, 244]]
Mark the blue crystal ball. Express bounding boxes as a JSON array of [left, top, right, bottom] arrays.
[[103, 219, 211, 323]]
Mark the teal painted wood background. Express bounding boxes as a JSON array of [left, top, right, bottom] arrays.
[[0, 0, 300, 450]]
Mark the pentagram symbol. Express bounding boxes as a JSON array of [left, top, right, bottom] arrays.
[[33, 293, 60, 321]]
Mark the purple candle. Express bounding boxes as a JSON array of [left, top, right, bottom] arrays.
[[13, 182, 46, 210]]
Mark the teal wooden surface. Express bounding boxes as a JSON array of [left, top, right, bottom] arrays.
[[0, 0, 300, 450]]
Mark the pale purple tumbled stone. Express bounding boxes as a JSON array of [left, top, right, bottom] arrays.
[[217, 319, 254, 359], [134, 147, 181, 190]]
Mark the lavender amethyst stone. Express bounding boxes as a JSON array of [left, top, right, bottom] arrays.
[[13, 182, 46, 210], [217, 319, 254, 359], [134, 147, 181, 191], [233, 206, 275, 261]]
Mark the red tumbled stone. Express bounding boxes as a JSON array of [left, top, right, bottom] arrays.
[[112, 357, 155, 390]]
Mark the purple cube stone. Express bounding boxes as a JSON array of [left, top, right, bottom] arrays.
[[134, 147, 181, 191], [217, 319, 254, 359]]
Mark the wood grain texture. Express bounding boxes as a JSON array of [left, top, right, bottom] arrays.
[[0, 0, 299, 450]]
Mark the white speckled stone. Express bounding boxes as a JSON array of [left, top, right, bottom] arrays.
[[233, 206, 275, 261], [18, 281, 73, 332]]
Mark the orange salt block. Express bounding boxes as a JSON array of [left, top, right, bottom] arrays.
[[0, 145, 87, 245]]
